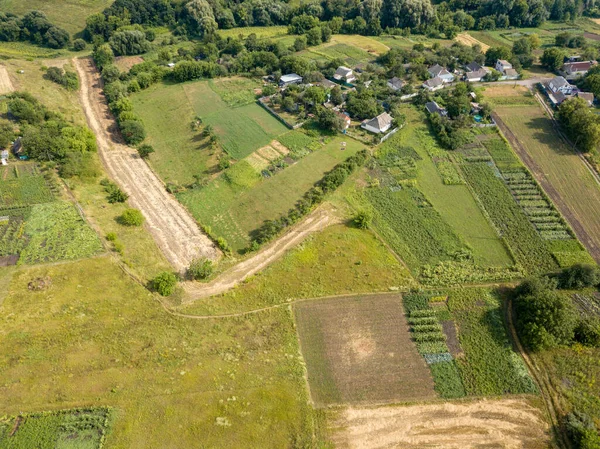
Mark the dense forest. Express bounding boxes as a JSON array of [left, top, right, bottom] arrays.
[[81, 0, 600, 45]]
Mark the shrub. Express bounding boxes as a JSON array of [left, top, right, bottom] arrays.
[[558, 264, 600, 290], [106, 232, 117, 241], [152, 271, 178, 296], [119, 208, 144, 226], [187, 258, 213, 280], [120, 120, 146, 145], [137, 144, 155, 159], [73, 38, 86, 51], [564, 412, 600, 449], [353, 210, 372, 229], [105, 182, 128, 203], [574, 318, 600, 347]]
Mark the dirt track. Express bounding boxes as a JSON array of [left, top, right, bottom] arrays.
[[0, 65, 15, 94], [74, 58, 218, 272], [333, 399, 549, 449], [182, 209, 334, 302]]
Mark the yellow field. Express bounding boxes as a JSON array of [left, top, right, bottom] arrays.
[[455, 33, 491, 52]]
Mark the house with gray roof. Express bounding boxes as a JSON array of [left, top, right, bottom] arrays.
[[361, 112, 394, 134]]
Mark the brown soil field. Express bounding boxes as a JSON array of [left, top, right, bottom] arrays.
[[41, 59, 68, 68], [455, 33, 491, 52], [0, 65, 15, 95], [271, 140, 290, 155], [114, 56, 144, 71], [294, 294, 436, 407], [75, 57, 219, 272], [182, 208, 333, 301], [584, 32, 600, 41], [332, 398, 550, 449]]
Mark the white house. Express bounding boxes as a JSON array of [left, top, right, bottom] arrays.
[[547, 76, 577, 95], [422, 76, 444, 91], [465, 68, 489, 82], [387, 77, 404, 91], [333, 66, 356, 84], [279, 73, 303, 87], [361, 112, 393, 134], [428, 64, 455, 83], [495, 59, 512, 73]]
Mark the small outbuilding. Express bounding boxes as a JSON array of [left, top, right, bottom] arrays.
[[333, 66, 356, 84], [279, 73, 303, 87], [387, 77, 404, 91]]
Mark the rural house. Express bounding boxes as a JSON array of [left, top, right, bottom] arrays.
[[576, 91, 595, 106], [422, 76, 444, 91], [279, 73, 303, 87], [333, 66, 356, 84], [465, 68, 489, 83], [12, 137, 25, 159], [495, 59, 512, 73], [361, 112, 393, 134], [547, 76, 577, 95], [561, 60, 597, 80], [425, 101, 447, 117], [387, 77, 404, 91], [428, 64, 455, 83], [465, 62, 484, 72], [335, 111, 351, 130]]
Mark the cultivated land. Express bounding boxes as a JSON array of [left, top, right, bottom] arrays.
[[455, 32, 490, 52], [332, 398, 549, 449], [75, 57, 219, 272], [294, 294, 436, 406], [487, 87, 600, 263]]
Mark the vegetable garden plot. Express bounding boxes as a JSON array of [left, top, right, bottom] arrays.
[[0, 165, 54, 207]]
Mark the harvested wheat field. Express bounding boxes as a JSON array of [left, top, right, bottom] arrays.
[[332, 398, 550, 449], [455, 33, 490, 52], [484, 85, 529, 97], [294, 294, 436, 407], [0, 65, 14, 94]]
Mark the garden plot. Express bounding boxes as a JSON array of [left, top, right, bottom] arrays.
[[294, 294, 437, 406]]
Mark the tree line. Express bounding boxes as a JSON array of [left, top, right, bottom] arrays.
[[0, 11, 70, 49]]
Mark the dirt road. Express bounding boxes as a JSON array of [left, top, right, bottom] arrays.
[[332, 398, 549, 449], [182, 209, 334, 302], [74, 58, 218, 272], [0, 65, 15, 94]]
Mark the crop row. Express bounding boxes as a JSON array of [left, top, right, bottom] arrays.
[[462, 163, 557, 275]]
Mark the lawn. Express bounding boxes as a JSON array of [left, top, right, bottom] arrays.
[[493, 101, 600, 264], [0, 0, 112, 34], [178, 136, 366, 252], [179, 224, 415, 316], [294, 294, 437, 406], [0, 257, 325, 448]]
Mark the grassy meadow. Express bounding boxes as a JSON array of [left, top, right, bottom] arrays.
[[178, 136, 366, 252], [0, 257, 325, 449], [131, 77, 288, 185], [0, 0, 112, 34]]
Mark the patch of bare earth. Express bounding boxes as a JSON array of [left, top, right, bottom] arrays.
[[74, 57, 218, 272], [332, 399, 549, 449], [0, 65, 15, 95], [295, 294, 437, 406], [114, 56, 144, 71]]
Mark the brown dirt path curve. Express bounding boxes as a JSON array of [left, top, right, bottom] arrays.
[[74, 57, 219, 273], [182, 208, 334, 302]]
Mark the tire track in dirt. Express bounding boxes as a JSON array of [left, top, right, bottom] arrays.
[[182, 208, 334, 302], [0, 65, 15, 94], [492, 111, 600, 263], [74, 57, 219, 272]]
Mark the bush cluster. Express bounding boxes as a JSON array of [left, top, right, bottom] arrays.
[[0, 11, 70, 49], [44, 67, 79, 91]]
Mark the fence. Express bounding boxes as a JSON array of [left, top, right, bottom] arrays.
[[257, 97, 296, 129]]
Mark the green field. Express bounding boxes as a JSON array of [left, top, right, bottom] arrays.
[[180, 224, 415, 316], [0, 0, 112, 34], [0, 257, 324, 448], [132, 78, 288, 184], [0, 164, 54, 208], [178, 136, 366, 252]]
